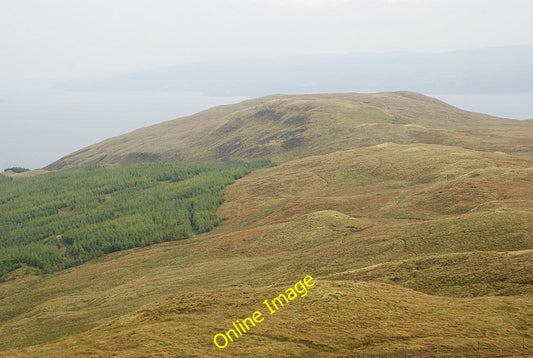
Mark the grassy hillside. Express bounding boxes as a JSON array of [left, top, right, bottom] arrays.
[[3, 280, 532, 357], [0, 162, 268, 279], [330, 250, 533, 297], [45, 92, 533, 170], [2, 141, 533, 356]]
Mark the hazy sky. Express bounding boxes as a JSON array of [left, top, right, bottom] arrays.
[[2, 0, 533, 90]]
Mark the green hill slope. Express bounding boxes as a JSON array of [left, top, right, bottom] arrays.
[[44, 92, 533, 170], [2, 93, 533, 357], [2, 141, 533, 356]]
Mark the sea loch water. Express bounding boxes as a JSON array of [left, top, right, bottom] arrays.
[[431, 92, 533, 120], [0, 89, 245, 170]]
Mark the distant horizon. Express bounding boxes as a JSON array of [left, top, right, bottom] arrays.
[[3, 0, 533, 90], [61, 44, 533, 97], [57, 42, 533, 89]]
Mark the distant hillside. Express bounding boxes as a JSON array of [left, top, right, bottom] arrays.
[[45, 92, 533, 170], [66, 45, 533, 96]]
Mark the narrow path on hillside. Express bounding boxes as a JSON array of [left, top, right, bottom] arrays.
[[310, 171, 328, 184]]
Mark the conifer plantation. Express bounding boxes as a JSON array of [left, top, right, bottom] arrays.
[[0, 175, 11, 184], [0, 162, 269, 279]]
